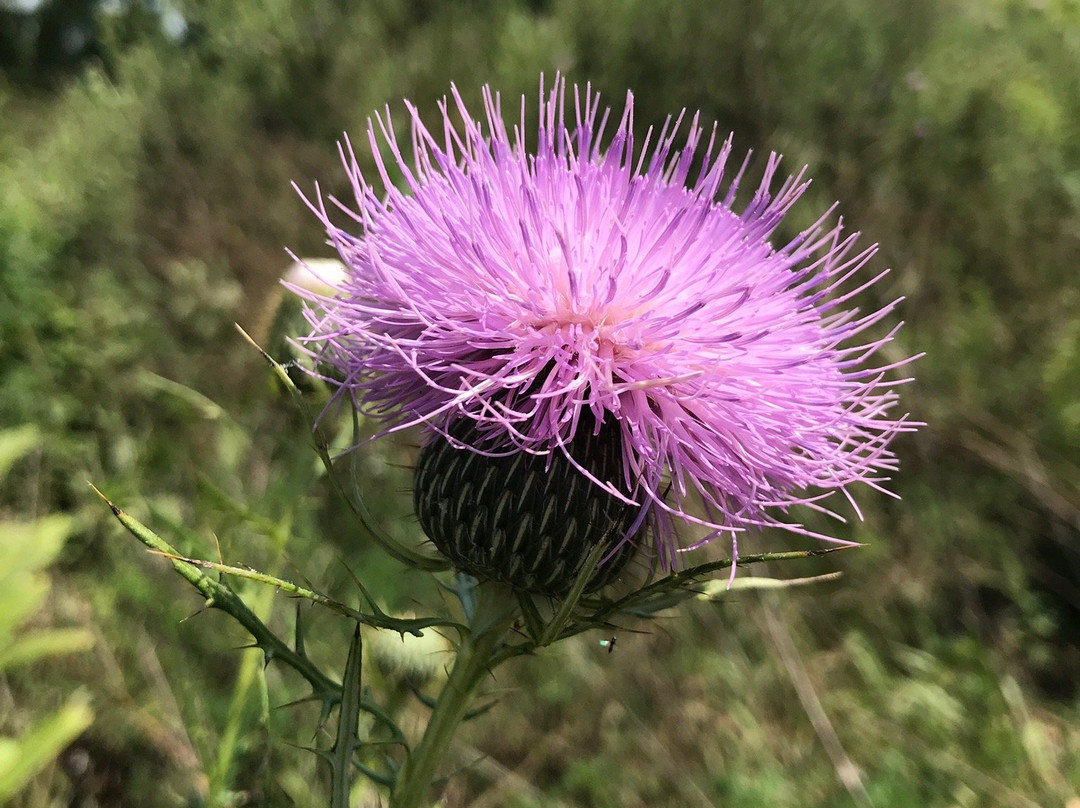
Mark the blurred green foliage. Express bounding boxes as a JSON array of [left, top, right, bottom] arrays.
[[1, 0, 1078, 805], [0, 427, 94, 804]]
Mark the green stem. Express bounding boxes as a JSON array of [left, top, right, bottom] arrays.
[[94, 486, 340, 697], [391, 584, 516, 808]]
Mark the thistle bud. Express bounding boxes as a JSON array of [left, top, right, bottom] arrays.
[[414, 414, 638, 596]]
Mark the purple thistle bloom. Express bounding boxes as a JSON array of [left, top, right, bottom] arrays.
[[292, 77, 916, 589]]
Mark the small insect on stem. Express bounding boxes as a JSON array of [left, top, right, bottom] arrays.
[[598, 636, 617, 654]]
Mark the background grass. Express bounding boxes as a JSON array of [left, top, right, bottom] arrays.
[[1, 0, 1079, 805]]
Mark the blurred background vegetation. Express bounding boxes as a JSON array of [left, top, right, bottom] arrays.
[[1, 0, 1079, 805]]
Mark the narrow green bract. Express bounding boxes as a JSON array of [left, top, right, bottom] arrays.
[[414, 413, 637, 595]]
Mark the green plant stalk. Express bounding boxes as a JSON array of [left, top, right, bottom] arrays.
[[391, 584, 517, 808], [208, 640, 263, 806], [236, 324, 447, 573], [208, 574, 282, 806], [141, 551, 462, 636], [208, 513, 293, 804], [92, 485, 341, 696]]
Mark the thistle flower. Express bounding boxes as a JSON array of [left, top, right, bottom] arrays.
[[293, 78, 916, 595]]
